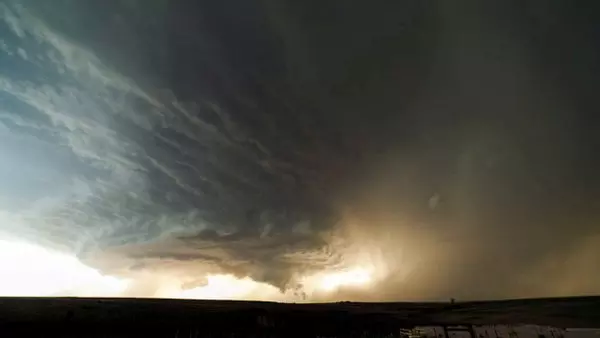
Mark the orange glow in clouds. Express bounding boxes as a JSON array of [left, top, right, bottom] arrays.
[[314, 267, 373, 291], [0, 237, 385, 301]]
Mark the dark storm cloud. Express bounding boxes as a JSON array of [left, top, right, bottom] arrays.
[[0, 0, 343, 290], [2, 0, 600, 299], [324, 1, 600, 300]]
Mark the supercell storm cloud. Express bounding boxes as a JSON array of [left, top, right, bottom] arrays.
[[1, 0, 600, 300], [0, 0, 350, 295]]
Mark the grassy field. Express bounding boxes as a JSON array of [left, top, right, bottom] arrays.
[[0, 296, 598, 337]]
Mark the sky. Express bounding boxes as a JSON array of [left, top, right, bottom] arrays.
[[0, 0, 599, 301]]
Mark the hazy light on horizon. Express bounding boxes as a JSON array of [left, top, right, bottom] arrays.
[[0, 239, 128, 297], [0, 238, 381, 301], [317, 267, 373, 291]]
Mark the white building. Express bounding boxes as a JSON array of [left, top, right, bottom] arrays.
[[410, 325, 598, 338]]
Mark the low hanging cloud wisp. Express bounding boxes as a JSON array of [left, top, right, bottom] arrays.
[[0, 236, 384, 301]]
